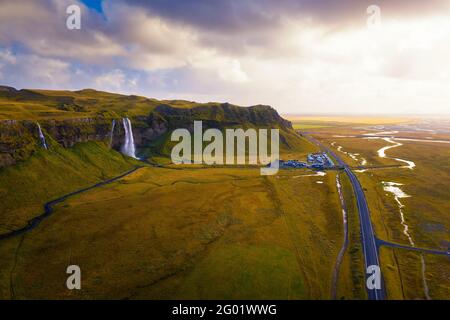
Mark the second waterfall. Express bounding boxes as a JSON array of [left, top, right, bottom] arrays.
[[121, 118, 137, 159]]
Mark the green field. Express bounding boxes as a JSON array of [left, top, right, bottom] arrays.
[[0, 165, 353, 299]]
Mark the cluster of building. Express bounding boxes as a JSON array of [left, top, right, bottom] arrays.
[[279, 159, 307, 168], [307, 152, 334, 168], [279, 152, 335, 170]]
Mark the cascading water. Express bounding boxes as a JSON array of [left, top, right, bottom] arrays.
[[37, 123, 48, 149], [121, 118, 137, 158], [110, 119, 116, 147]]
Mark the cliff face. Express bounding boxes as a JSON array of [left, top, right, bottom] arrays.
[[0, 89, 291, 168], [0, 120, 38, 167], [154, 103, 292, 130], [0, 115, 169, 168], [110, 115, 168, 151], [44, 118, 114, 148]]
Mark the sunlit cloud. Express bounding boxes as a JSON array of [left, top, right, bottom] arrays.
[[0, 0, 449, 114]]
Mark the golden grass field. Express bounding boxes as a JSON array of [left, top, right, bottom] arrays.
[[0, 166, 351, 299], [380, 247, 450, 300]]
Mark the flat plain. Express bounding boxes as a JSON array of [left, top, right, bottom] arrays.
[[287, 115, 450, 299]]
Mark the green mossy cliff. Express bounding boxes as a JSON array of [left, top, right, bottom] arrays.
[[0, 87, 292, 167]]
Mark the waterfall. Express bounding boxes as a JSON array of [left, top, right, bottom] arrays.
[[37, 123, 48, 149], [110, 119, 116, 147], [121, 118, 137, 158]]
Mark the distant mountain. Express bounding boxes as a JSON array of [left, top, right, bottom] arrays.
[[0, 85, 18, 92]]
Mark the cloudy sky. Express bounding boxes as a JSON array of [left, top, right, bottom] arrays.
[[0, 0, 449, 115]]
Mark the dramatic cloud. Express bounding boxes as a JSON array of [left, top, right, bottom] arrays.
[[0, 48, 72, 87], [0, 0, 125, 64], [0, 0, 449, 114], [122, 0, 450, 31]]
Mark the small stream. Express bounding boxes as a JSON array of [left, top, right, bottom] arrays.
[[331, 173, 348, 299], [382, 181, 430, 300], [382, 182, 414, 246], [331, 142, 367, 166]]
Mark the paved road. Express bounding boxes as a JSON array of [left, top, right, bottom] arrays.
[[377, 238, 450, 256], [303, 134, 385, 300], [345, 167, 385, 300], [0, 166, 143, 241]]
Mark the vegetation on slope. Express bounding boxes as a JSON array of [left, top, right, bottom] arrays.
[[0, 141, 139, 234], [0, 86, 292, 123]]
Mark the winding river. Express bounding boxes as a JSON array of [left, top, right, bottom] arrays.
[[376, 137, 416, 169], [369, 134, 430, 299]]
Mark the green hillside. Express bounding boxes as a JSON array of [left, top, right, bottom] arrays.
[[0, 141, 139, 234], [0, 86, 251, 120]]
